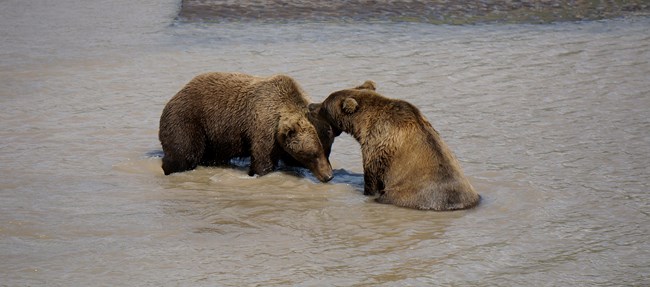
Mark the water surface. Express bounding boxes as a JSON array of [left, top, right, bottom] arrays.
[[1, 0, 649, 285]]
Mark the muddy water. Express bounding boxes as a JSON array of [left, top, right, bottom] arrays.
[[1, 0, 649, 286]]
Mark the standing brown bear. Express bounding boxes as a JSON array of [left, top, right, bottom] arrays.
[[318, 81, 480, 210], [159, 72, 335, 182]]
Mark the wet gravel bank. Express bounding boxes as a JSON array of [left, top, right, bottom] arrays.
[[179, 0, 650, 24]]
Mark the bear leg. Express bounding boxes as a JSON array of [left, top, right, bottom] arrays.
[[374, 190, 422, 209], [162, 155, 199, 175], [363, 172, 384, 196], [375, 193, 393, 205], [249, 153, 275, 177], [363, 157, 387, 196], [160, 124, 206, 175], [248, 130, 277, 177]]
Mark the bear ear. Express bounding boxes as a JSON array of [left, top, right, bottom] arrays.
[[342, 97, 359, 114], [308, 103, 321, 113], [278, 117, 297, 139], [354, 80, 376, 91]]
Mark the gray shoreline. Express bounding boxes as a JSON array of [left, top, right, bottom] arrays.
[[179, 0, 650, 24]]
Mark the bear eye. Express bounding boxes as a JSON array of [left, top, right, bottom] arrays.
[[285, 128, 296, 139]]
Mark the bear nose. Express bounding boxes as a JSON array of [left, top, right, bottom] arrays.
[[321, 173, 333, 183]]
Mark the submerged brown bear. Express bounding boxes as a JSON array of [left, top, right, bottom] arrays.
[[159, 72, 336, 182], [318, 81, 480, 210]]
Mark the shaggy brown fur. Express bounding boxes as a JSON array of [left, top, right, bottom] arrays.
[[159, 72, 334, 182], [319, 81, 480, 210]]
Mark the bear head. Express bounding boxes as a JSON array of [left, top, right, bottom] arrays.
[[277, 115, 333, 182], [318, 80, 378, 135], [307, 102, 342, 157]]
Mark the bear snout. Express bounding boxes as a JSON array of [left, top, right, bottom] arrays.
[[312, 157, 333, 183], [320, 171, 334, 183]]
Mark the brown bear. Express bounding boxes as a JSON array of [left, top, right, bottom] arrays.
[[318, 81, 480, 210], [159, 72, 336, 182]]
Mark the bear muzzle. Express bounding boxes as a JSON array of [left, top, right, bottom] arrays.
[[310, 157, 333, 183]]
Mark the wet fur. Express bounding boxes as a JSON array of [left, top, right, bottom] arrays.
[[159, 72, 334, 182], [320, 82, 480, 210]]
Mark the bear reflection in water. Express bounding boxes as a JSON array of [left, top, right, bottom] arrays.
[[317, 81, 480, 210]]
